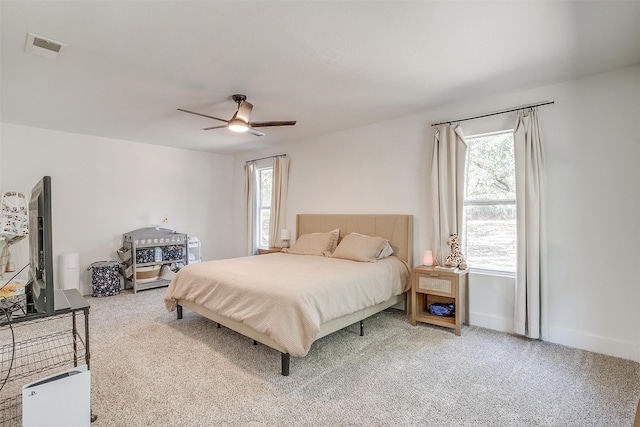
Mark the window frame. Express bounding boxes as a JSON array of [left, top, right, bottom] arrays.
[[462, 129, 517, 276], [256, 165, 273, 249]]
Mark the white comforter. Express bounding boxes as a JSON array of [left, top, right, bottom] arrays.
[[164, 253, 410, 357]]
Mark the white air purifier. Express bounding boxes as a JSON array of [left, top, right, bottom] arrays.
[[22, 364, 91, 427]]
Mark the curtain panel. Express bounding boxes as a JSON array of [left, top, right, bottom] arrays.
[[513, 110, 547, 339], [427, 124, 467, 265], [269, 157, 289, 248], [244, 161, 257, 256]]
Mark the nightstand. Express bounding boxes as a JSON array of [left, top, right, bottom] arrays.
[[411, 265, 469, 336], [257, 247, 282, 255]]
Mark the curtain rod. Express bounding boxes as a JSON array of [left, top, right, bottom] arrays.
[[245, 154, 287, 164], [430, 101, 554, 127]]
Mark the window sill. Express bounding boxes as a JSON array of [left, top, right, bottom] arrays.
[[468, 268, 515, 279]]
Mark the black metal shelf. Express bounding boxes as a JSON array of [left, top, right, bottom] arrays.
[[0, 395, 20, 426], [0, 291, 90, 426], [1, 329, 86, 383]]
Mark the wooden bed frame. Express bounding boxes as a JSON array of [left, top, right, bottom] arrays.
[[176, 214, 413, 375]]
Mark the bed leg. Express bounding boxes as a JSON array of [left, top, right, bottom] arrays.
[[281, 353, 290, 376], [177, 305, 183, 320], [217, 323, 221, 329], [360, 320, 364, 336], [253, 340, 258, 345]]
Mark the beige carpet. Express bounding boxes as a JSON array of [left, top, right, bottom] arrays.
[[77, 288, 639, 426]]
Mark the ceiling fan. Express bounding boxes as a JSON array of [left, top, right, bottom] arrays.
[[177, 94, 296, 137]]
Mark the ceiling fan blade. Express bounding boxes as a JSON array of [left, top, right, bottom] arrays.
[[249, 121, 297, 128], [236, 101, 253, 123], [177, 108, 228, 123], [202, 125, 228, 131], [247, 127, 266, 137]]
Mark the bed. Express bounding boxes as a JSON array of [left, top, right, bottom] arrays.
[[164, 214, 413, 375]]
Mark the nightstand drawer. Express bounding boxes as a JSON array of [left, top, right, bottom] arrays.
[[417, 275, 453, 295]]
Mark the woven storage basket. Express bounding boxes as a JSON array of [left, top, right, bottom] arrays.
[[136, 265, 161, 280]]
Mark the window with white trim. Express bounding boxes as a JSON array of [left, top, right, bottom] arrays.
[[463, 131, 516, 273], [257, 166, 273, 248]]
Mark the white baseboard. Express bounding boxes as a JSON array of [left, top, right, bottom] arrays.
[[546, 326, 640, 362], [468, 313, 639, 362], [468, 311, 513, 333]]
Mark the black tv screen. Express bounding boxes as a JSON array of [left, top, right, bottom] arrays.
[[27, 176, 54, 314]]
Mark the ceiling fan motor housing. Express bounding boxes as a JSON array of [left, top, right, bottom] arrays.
[[232, 94, 247, 104]]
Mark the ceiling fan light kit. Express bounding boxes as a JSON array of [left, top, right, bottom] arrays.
[[228, 118, 249, 133], [178, 94, 296, 137]]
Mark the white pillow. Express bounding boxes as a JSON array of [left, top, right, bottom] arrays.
[[377, 241, 394, 259], [326, 229, 340, 253]]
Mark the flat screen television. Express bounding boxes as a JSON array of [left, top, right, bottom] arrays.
[[27, 176, 55, 315]]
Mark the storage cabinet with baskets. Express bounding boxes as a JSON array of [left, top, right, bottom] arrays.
[[119, 228, 188, 293]]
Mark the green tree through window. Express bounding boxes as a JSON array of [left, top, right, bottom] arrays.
[[463, 131, 516, 273]]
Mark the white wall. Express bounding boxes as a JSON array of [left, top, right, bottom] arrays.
[[0, 122, 2, 191], [232, 65, 640, 361], [0, 124, 234, 295]]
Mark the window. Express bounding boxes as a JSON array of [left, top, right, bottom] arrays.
[[463, 131, 516, 273], [257, 167, 273, 248]]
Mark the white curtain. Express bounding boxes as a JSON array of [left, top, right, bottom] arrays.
[[427, 124, 467, 265], [513, 109, 546, 339], [269, 156, 289, 248], [244, 161, 257, 256]]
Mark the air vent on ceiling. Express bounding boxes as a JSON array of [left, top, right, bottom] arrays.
[[25, 33, 67, 59]]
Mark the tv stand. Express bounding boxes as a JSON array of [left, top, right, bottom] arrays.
[[0, 289, 93, 425]]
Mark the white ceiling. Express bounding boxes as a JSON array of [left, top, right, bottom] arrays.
[[2, 1, 639, 155]]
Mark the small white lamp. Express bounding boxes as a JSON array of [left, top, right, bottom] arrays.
[[280, 229, 291, 248], [422, 250, 434, 266]]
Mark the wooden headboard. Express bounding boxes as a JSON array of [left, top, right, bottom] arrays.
[[296, 214, 413, 267]]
